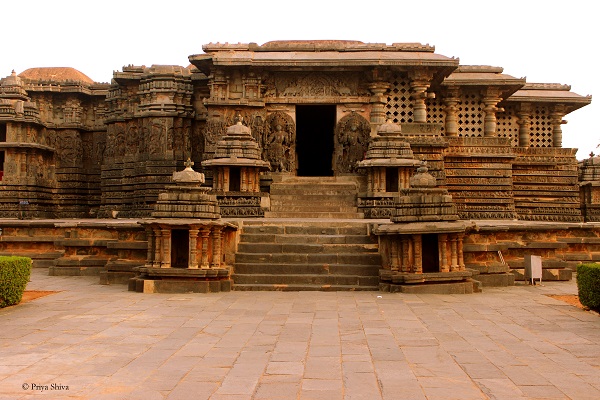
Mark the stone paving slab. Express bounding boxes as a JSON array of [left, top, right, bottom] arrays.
[[1, 269, 599, 399]]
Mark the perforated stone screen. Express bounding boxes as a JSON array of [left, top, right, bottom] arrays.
[[457, 92, 483, 137], [529, 105, 553, 147], [497, 105, 519, 146], [385, 74, 414, 123], [426, 96, 446, 133]]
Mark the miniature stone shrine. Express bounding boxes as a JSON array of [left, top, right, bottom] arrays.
[[202, 121, 270, 216], [130, 160, 236, 293]]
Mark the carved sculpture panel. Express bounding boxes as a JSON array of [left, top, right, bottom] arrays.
[[263, 72, 369, 99], [263, 111, 296, 172], [334, 112, 370, 174]]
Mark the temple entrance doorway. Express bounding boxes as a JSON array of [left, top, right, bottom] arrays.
[[171, 229, 190, 268], [296, 105, 335, 176], [422, 234, 440, 273]]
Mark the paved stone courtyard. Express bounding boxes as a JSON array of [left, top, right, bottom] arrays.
[[1, 269, 599, 399]]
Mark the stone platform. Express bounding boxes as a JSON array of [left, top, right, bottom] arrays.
[[379, 270, 480, 294], [129, 266, 232, 293]]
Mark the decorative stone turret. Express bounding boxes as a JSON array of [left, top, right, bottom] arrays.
[[152, 158, 220, 219], [392, 163, 458, 223], [202, 121, 270, 217], [357, 120, 421, 218]]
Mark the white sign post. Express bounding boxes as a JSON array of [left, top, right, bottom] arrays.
[[524, 254, 542, 285]]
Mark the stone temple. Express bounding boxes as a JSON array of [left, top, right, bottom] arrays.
[[0, 40, 598, 293]]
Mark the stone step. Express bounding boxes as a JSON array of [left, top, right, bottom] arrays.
[[240, 224, 371, 235], [232, 283, 379, 291], [233, 262, 380, 276], [232, 273, 380, 286], [562, 252, 600, 262], [264, 211, 364, 219], [240, 233, 376, 245], [511, 268, 572, 281], [270, 188, 358, 196], [269, 204, 359, 213], [237, 242, 378, 254], [235, 252, 381, 265], [508, 259, 569, 269]]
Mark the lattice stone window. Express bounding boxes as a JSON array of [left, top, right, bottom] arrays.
[[426, 96, 445, 133], [385, 74, 414, 123], [529, 105, 553, 147], [497, 105, 518, 146], [457, 92, 483, 137]]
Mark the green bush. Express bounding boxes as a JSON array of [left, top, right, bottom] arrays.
[[577, 263, 600, 311], [0, 256, 32, 308]]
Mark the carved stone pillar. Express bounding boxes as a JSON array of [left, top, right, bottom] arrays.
[[450, 235, 459, 272], [211, 226, 223, 268], [550, 105, 566, 148], [409, 69, 433, 123], [145, 227, 154, 267], [443, 87, 460, 137], [188, 228, 199, 269], [223, 167, 230, 191], [439, 234, 449, 273], [161, 228, 171, 268], [517, 103, 532, 147], [482, 88, 502, 137], [368, 81, 390, 135], [401, 237, 410, 273], [200, 227, 211, 269], [390, 238, 399, 271], [241, 167, 248, 192], [412, 234, 422, 273], [457, 233, 465, 271], [153, 227, 162, 268]]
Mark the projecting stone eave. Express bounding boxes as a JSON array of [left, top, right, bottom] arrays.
[[373, 220, 474, 235], [357, 158, 422, 168], [442, 65, 526, 98], [201, 157, 271, 169], [189, 41, 460, 79], [504, 84, 592, 114]]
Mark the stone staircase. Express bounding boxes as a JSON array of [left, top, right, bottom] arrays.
[[232, 221, 381, 291], [264, 176, 363, 218]]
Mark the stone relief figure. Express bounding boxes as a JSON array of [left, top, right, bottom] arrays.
[[202, 117, 227, 158], [126, 124, 139, 155], [334, 112, 370, 174], [114, 123, 126, 157], [56, 130, 83, 166], [148, 118, 165, 155], [264, 111, 296, 172]]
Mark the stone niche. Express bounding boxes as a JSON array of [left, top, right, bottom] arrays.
[[129, 160, 237, 293]]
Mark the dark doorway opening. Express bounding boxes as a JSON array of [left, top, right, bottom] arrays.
[[296, 105, 335, 176], [229, 167, 241, 192], [422, 234, 439, 273], [171, 229, 189, 268], [386, 168, 399, 192]]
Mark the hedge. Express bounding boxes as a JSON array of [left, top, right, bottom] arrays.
[[577, 263, 600, 312], [0, 256, 32, 308]]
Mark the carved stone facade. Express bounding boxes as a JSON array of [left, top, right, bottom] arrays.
[[0, 40, 593, 224]]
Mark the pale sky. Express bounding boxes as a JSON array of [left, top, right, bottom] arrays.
[[2, 0, 597, 159]]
